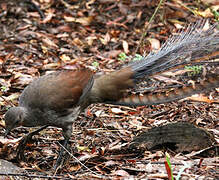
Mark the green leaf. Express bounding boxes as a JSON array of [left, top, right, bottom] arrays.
[[92, 61, 99, 67], [118, 52, 128, 61], [1, 86, 7, 92], [132, 54, 143, 61], [165, 152, 174, 180]]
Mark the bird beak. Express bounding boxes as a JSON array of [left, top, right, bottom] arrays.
[[4, 120, 18, 138]]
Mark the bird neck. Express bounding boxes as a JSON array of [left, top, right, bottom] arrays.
[[21, 107, 44, 127]]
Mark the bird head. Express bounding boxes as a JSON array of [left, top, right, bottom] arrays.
[[4, 107, 26, 137]]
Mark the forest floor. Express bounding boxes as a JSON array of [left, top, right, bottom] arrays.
[[0, 0, 218, 179]]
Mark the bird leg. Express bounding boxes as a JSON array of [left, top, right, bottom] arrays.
[[16, 125, 48, 161], [54, 138, 69, 171]]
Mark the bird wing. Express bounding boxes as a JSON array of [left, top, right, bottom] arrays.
[[19, 69, 94, 114]]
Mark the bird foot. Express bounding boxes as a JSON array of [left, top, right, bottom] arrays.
[[53, 139, 69, 171], [16, 125, 48, 161], [16, 132, 34, 161]]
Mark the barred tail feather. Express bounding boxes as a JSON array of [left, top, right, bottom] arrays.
[[111, 74, 219, 106]]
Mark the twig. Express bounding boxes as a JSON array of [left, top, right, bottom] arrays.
[[0, 173, 67, 179], [57, 142, 111, 179], [0, 96, 15, 107], [135, 0, 164, 54]]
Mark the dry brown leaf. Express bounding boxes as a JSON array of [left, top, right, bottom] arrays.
[[153, 75, 183, 84], [0, 136, 22, 145], [60, 54, 71, 62], [40, 8, 55, 24], [42, 37, 58, 48], [122, 40, 129, 54], [111, 169, 130, 177], [104, 33, 111, 45], [64, 16, 94, 26], [42, 62, 61, 69], [77, 145, 91, 152], [27, 12, 41, 18], [72, 38, 83, 46], [162, 69, 190, 77], [94, 110, 105, 117], [105, 160, 118, 166], [5, 93, 20, 102], [200, 0, 219, 5], [195, 118, 205, 125], [41, 45, 48, 54], [147, 38, 160, 52], [69, 164, 81, 171], [129, 119, 143, 130], [111, 107, 126, 114], [42, 148, 56, 156], [197, 5, 219, 18], [16, 74, 34, 85], [186, 94, 218, 103], [86, 36, 97, 46]]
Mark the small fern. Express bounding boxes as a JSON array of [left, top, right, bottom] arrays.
[[185, 65, 203, 76]]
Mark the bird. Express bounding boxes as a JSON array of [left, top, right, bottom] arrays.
[[4, 20, 219, 169]]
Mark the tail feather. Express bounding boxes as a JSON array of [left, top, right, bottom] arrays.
[[129, 20, 219, 80], [109, 74, 219, 106], [91, 20, 218, 104]]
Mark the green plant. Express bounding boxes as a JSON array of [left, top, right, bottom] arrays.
[[185, 65, 203, 76], [165, 152, 174, 180], [211, 8, 219, 21], [118, 53, 143, 61], [176, 161, 191, 180], [132, 54, 143, 61], [1, 86, 7, 92], [92, 61, 99, 68], [118, 52, 128, 61]]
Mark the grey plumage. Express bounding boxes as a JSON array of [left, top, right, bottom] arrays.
[[130, 20, 219, 80]]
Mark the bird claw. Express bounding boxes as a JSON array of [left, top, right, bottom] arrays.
[[16, 132, 34, 161], [53, 139, 69, 171], [16, 125, 48, 161]]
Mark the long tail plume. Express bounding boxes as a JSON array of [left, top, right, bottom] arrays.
[[129, 20, 219, 81], [92, 20, 218, 104]]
